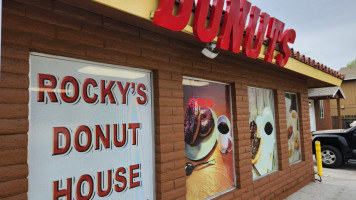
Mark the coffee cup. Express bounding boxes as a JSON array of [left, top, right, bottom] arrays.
[[217, 115, 233, 153]]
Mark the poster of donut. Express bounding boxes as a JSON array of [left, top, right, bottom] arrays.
[[248, 87, 278, 180], [183, 78, 235, 200], [285, 93, 302, 164]]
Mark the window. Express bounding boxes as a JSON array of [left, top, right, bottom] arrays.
[[248, 87, 278, 180], [28, 54, 154, 199], [183, 77, 236, 199], [319, 100, 324, 118], [285, 93, 302, 164]]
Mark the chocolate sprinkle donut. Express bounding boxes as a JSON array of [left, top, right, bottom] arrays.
[[184, 106, 214, 145], [184, 106, 201, 145]]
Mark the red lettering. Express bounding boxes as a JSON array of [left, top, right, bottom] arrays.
[[153, 0, 296, 66], [51, 123, 144, 155], [189, 98, 198, 108], [60, 76, 80, 103], [198, 99, 203, 106], [189, 98, 213, 108], [76, 175, 94, 200], [95, 125, 110, 150], [276, 29, 296, 67], [100, 80, 116, 104], [136, 84, 147, 105], [243, 7, 271, 59], [53, 127, 71, 156], [193, 0, 224, 42], [114, 167, 127, 192], [97, 170, 112, 197], [153, 0, 194, 31], [74, 126, 92, 152], [131, 82, 135, 92], [82, 78, 98, 104], [207, 99, 213, 108], [217, 0, 251, 53], [117, 82, 130, 104], [243, 6, 261, 57], [114, 124, 127, 148], [38, 73, 58, 103], [53, 178, 72, 200], [264, 17, 285, 63], [129, 164, 141, 189], [55, 164, 143, 198], [248, 12, 270, 59], [128, 123, 140, 145]]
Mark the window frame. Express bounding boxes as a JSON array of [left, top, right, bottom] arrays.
[[319, 100, 325, 119]]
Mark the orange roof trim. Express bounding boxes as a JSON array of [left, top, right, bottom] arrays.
[[289, 48, 345, 80]]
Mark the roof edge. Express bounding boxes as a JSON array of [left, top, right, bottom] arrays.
[[82, 0, 345, 84]]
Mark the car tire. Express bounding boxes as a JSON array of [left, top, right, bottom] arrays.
[[320, 145, 343, 168]]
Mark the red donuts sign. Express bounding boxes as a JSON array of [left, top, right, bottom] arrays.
[[153, 0, 296, 67], [28, 54, 154, 200]]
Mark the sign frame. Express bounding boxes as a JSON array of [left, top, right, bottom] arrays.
[[28, 52, 156, 200]]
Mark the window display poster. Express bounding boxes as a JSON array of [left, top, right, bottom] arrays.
[[285, 93, 302, 164], [183, 78, 235, 200], [248, 87, 278, 179], [28, 54, 154, 200]]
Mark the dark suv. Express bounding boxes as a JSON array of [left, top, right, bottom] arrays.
[[312, 126, 356, 168]]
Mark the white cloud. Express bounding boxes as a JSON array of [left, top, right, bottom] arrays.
[[251, 0, 356, 70]]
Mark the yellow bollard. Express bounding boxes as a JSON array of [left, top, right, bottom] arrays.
[[315, 141, 323, 176]]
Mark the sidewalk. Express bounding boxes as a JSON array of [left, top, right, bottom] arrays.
[[285, 160, 356, 200]]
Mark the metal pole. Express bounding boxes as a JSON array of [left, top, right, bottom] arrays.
[[315, 141, 323, 176]]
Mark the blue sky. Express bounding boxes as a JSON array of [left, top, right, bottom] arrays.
[[251, 0, 356, 70]]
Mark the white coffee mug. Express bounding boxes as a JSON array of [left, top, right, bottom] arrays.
[[217, 115, 232, 153]]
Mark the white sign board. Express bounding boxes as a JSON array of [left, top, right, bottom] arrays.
[[28, 54, 154, 200]]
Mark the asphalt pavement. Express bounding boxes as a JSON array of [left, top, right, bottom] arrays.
[[285, 159, 356, 200]]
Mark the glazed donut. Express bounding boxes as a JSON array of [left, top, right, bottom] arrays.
[[198, 107, 214, 137], [289, 144, 293, 158], [294, 136, 300, 150]]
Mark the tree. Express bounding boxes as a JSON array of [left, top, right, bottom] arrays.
[[347, 58, 356, 67]]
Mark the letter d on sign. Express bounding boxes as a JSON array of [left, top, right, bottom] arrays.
[[193, 0, 224, 42], [53, 127, 71, 155], [153, 0, 194, 31]]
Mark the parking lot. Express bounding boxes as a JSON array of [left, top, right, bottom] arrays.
[[285, 160, 356, 200]]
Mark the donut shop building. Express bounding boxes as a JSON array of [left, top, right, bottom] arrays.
[[0, 0, 345, 199]]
